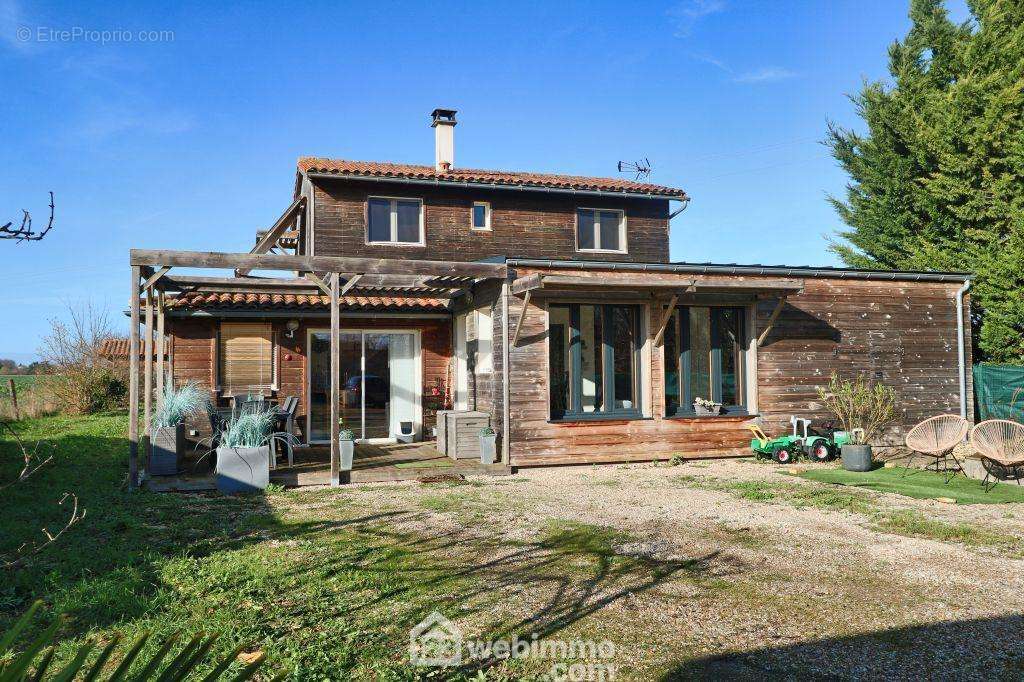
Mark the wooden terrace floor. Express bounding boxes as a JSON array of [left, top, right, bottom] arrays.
[[147, 441, 511, 492]]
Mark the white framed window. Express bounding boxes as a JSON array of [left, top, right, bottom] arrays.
[[576, 208, 626, 253], [472, 202, 491, 231], [367, 196, 424, 245]]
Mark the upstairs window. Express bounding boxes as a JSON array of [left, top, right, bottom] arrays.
[[367, 197, 424, 245], [548, 303, 640, 420], [218, 322, 276, 396], [664, 306, 746, 416], [472, 202, 491, 230], [576, 208, 625, 253]]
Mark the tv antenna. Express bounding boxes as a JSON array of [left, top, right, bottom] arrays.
[[617, 158, 652, 181]]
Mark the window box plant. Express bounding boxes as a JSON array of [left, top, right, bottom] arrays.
[[149, 381, 210, 476], [215, 405, 276, 493], [817, 373, 897, 472], [479, 426, 497, 464], [693, 397, 723, 416], [339, 426, 355, 470]]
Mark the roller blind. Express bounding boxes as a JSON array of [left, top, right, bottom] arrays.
[[219, 323, 275, 395]]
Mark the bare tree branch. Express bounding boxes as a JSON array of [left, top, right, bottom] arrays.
[[1, 192, 55, 242], [2, 493, 85, 569], [0, 421, 56, 490]]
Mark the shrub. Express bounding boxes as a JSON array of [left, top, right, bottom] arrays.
[[220, 405, 276, 448], [816, 372, 898, 444]]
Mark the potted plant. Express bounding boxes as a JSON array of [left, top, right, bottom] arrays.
[[693, 397, 722, 416], [215, 404, 276, 493], [817, 373, 897, 472], [149, 381, 210, 476], [479, 426, 497, 464], [339, 423, 355, 470]]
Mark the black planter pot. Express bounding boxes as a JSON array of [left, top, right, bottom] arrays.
[[149, 424, 184, 476], [841, 444, 873, 472]]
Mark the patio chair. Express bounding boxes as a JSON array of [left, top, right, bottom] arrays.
[[903, 414, 969, 483], [269, 397, 300, 468], [969, 419, 1024, 492]]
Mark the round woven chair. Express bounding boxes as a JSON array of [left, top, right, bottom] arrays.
[[903, 414, 969, 482], [969, 419, 1024, 491]]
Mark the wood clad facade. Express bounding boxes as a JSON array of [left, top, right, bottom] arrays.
[[502, 265, 971, 467], [304, 179, 671, 263]]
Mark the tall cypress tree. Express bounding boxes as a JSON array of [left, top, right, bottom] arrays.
[[827, 0, 1024, 362]]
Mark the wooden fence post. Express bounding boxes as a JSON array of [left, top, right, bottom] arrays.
[[7, 378, 18, 420]]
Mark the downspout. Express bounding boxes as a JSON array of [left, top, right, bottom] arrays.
[[956, 278, 971, 420]]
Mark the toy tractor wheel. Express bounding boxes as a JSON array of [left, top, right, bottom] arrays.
[[772, 447, 795, 464], [807, 442, 834, 463]]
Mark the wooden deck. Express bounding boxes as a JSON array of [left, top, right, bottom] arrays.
[[147, 440, 511, 492]]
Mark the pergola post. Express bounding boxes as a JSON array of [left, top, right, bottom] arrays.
[[128, 266, 141, 490], [329, 272, 341, 486], [143, 286, 154, 439], [156, 292, 165, 410]]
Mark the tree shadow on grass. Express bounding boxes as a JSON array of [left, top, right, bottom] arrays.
[[661, 614, 1024, 680]]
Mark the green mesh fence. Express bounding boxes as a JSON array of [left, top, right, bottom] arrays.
[[973, 364, 1024, 421]]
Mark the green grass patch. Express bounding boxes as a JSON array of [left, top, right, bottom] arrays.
[[797, 466, 1024, 504], [874, 510, 1024, 556], [674, 475, 877, 515]]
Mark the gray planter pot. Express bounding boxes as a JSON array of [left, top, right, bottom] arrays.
[[479, 434, 497, 465], [841, 444, 873, 472], [216, 445, 270, 494], [339, 439, 355, 470], [694, 404, 722, 416], [149, 424, 184, 476]]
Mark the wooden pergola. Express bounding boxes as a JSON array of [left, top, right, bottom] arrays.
[[128, 249, 507, 490]]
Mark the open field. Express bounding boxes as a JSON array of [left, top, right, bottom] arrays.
[[0, 375, 57, 420], [3, 413, 1024, 679]]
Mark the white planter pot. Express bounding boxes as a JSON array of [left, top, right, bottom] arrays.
[[479, 434, 497, 465], [216, 445, 270, 494], [339, 439, 355, 470]]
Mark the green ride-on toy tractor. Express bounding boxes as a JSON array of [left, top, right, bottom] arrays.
[[747, 417, 853, 464]]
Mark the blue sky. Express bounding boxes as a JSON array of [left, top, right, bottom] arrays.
[[0, 0, 970, 362]]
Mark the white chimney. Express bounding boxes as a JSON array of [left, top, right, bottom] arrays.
[[431, 108, 457, 172]]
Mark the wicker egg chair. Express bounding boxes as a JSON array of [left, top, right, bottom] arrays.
[[903, 414, 969, 483], [969, 419, 1024, 492]]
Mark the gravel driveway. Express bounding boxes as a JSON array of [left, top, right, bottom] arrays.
[[291, 458, 1024, 680]]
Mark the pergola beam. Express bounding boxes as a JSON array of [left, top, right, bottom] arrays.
[[128, 266, 141, 490], [757, 297, 788, 347], [511, 291, 531, 347], [653, 294, 679, 346], [131, 249, 508, 279], [329, 272, 341, 487], [303, 272, 333, 297], [339, 274, 363, 296], [141, 266, 172, 292], [236, 197, 306, 277]]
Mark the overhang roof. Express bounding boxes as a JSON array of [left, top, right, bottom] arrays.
[[164, 292, 448, 311], [298, 157, 688, 199]]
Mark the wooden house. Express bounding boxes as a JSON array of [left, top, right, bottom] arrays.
[[127, 109, 973, 485]]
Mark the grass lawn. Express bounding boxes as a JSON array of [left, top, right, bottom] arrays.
[[0, 413, 687, 679], [796, 465, 1024, 504]]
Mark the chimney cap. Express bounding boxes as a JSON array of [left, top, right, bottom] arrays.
[[431, 108, 458, 127]]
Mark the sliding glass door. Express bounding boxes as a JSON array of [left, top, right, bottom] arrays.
[[308, 330, 419, 442]]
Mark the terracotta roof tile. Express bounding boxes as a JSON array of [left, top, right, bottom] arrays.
[[165, 291, 447, 311], [297, 157, 688, 199]]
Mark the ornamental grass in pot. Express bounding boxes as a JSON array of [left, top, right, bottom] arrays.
[[216, 404, 276, 493], [816, 373, 897, 472], [149, 380, 211, 476]]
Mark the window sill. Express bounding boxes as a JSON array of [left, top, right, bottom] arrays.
[[575, 248, 628, 255], [365, 241, 426, 247], [664, 411, 755, 421], [547, 413, 649, 424]]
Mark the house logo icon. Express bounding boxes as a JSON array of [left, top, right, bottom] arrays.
[[409, 611, 463, 666]]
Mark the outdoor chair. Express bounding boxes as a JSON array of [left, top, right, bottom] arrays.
[[269, 397, 300, 468], [903, 414, 969, 483], [969, 419, 1024, 492]]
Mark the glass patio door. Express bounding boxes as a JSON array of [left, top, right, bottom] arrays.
[[308, 330, 418, 442]]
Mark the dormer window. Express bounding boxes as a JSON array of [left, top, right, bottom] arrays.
[[576, 208, 626, 253], [472, 202, 491, 231], [367, 197, 424, 245]]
